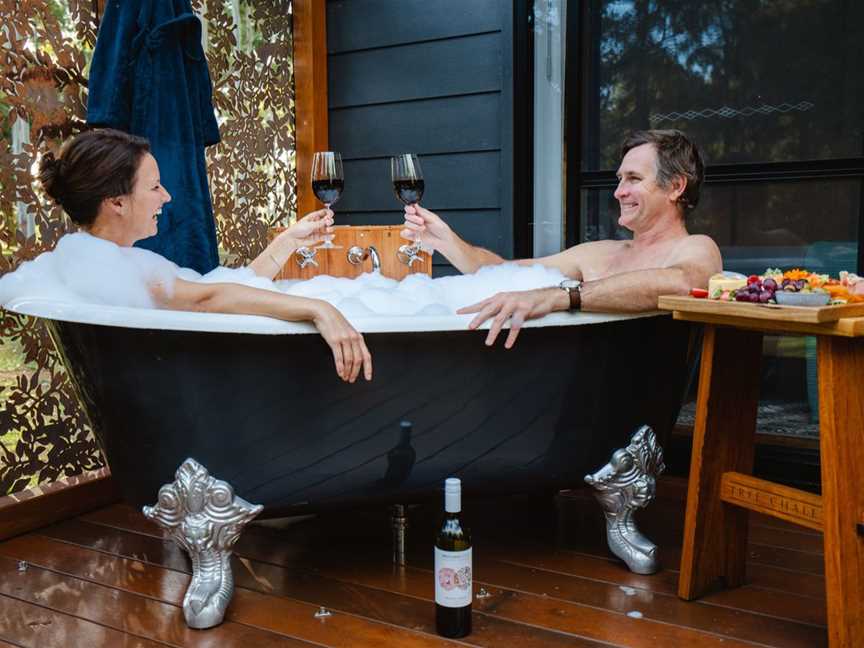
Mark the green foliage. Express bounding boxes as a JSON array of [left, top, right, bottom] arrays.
[[0, 0, 296, 495]]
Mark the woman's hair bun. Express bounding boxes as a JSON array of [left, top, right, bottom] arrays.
[[38, 150, 65, 205]]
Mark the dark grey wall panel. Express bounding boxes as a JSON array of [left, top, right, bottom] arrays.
[[330, 94, 500, 159], [329, 33, 502, 108], [434, 209, 510, 258], [340, 209, 508, 259], [327, 0, 501, 54], [326, 0, 518, 273], [337, 153, 501, 212]]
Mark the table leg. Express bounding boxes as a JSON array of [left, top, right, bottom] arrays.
[[817, 336, 864, 648], [678, 325, 763, 600]]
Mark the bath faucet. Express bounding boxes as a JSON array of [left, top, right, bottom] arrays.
[[368, 245, 381, 272], [295, 246, 318, 269], [347, 245, 381, 272]]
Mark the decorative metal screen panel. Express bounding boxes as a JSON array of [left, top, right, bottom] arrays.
[[0, 0, 296, 494]]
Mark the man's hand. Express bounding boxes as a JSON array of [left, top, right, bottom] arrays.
[[457, 287, 568, 349], [400, 204, 452, 254]]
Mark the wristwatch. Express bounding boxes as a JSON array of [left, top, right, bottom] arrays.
[[559, 279, 583, 311]]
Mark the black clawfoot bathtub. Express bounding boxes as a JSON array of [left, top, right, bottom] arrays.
[[8, 300, 694, 515]]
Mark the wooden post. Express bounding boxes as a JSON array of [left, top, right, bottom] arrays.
[[293, 0, 329, 218], [678, 325, 762, 599], [817, 336, 864, 647]]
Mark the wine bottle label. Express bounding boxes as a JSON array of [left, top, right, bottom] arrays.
[[434, 547, 472, 608]]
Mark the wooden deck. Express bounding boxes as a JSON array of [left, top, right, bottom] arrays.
[[0, 479, 827, 647]]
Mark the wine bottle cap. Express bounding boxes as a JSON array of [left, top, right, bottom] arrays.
[[445, 477, 461, 512]]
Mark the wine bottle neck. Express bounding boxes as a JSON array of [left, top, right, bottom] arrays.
[[445, 491, 461, 513]]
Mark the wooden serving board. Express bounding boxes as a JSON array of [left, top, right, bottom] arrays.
[[658, 295, 864, 323]]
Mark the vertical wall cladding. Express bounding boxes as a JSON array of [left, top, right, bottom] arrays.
[[326, 0, 515, 276]]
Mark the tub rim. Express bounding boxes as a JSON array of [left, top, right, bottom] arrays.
[[4, 297, 665, 335]]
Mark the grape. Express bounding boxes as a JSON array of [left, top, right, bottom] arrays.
[[759, 290, 772, 303], [796, 279, 807, 290], [748, 292, 760, 302], [735, 291, 750, 302], [763, 278, 778, 291]]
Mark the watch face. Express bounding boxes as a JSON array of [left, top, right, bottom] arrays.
[[560, 279, 582, 290]]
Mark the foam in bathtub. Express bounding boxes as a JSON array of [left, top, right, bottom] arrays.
[[1, 233, 656, 333], [0, 232, 569, 318]]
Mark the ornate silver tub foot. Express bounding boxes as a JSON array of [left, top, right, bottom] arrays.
[[584, 425, 665, 575], [143, 458, 263, 629]]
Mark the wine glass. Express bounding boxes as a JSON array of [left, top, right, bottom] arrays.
[[312, 151, 344, 249], [391, 154, 425, 264]]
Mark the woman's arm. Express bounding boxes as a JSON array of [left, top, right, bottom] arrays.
[[248, 209, 334, 280], [151, 278, 372, 383]]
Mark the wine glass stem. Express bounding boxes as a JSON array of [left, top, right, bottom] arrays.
[[412, 203, 422, 253]]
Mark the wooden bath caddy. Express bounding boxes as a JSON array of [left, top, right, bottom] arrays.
[[270, 224, 432, 280]]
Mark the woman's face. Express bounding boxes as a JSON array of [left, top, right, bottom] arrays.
[[125, 153, 171, 242]]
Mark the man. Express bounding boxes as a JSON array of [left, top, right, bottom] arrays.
[[401, 129, 722, 348]]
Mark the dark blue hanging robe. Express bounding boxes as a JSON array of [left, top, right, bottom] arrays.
[[87, 0, 221, 274]]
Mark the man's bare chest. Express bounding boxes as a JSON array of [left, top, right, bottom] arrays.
[[583, 245, 679, 281]]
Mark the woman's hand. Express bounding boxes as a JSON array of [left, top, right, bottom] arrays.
[[400, 204, 451, 254], [284, 208, 334, 248], [250, 209, 335, 279], [311, 301, 373, 382]]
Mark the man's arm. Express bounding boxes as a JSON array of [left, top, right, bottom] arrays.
[[458, 234, 721, 347], [577, 234, 721, 312], [402, 204, 600, 277]]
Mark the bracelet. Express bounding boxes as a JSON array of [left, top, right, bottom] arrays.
[[269, 253, 284, 271]]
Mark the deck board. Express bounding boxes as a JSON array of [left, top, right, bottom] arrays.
[[0, 594, 163, 647], [0, 487, 827, 647]]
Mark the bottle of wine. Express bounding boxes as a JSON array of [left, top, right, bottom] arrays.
[[435, 477, 472, 638]]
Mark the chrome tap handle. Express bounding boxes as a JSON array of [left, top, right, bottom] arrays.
[[347, 245, 366, 265], [347, 245, 381, 272], [296, 246, 318, 269], [396, 244, 415, 267]]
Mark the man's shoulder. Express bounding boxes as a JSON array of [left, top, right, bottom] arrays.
[[669, 234, 722, 272], [678, 233, 720, 254]]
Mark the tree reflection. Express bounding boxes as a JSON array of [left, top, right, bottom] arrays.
[[584, 0, 864, 169]]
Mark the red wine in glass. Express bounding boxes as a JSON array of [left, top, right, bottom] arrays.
[[312, 178, 344, 206], [394, 178, 425, 205], [312, 151, 343, 249], [392, 154, 425, 259]]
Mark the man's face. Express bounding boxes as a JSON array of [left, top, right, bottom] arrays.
[[613, 143, 677, 232]]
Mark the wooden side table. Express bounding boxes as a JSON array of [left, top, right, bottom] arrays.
[[659, 296, 864, 648]]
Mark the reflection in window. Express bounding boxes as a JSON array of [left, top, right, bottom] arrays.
[[582, 180, 860, 277], [581, 0, 864, 169]]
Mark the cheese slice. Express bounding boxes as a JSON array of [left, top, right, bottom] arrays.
[[708, 272, 747, 294]]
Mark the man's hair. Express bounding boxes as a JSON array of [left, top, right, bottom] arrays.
[[621, 130, 704, 212]]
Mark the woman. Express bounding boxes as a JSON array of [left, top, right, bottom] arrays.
[[37, 128, 372, 383]]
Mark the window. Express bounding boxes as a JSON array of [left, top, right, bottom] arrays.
[[567, 0, 864, 440]]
